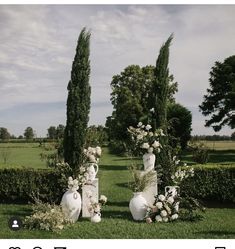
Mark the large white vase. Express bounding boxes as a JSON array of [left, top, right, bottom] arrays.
[[129, 192, 148, 221], [143, 152, 156, 171], [61, 190, 82, 222]]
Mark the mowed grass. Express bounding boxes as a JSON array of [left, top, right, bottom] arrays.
[[0, 147, 234, 239], [201, 140, 235, 150], [0, 143, 48, 169]]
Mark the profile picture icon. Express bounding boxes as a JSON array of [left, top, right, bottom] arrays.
[[8, 217, 22, 231]]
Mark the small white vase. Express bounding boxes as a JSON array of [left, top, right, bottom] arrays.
[[86, 163, 99, 181], [143, 152, 156, 171], [61, 190, 82, 222], [129, 192, 148, 221], [91, 212, 101, 223]]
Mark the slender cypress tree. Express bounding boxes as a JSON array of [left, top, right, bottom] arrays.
[[63, 28, 91, 171], [152, 34, 174, 186], [152, 34, 173, 134]]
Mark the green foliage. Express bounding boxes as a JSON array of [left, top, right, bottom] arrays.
[[199, 55, 235, 131], [24, 127, 34, 140], [24, 199, 73, 232], [85, 125, 108, 147], [47, 125, 65, 140], [0, 166, 71, 204], [181, 165, 235, 203], [167, 102, 192, 149], [191, 142, 210, 164], [0, 127, 10, 141], [63, 28, 91, 171], [47, 126, 57, 139]]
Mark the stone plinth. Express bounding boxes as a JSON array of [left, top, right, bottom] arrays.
[[82, 178, 99, 217], [141, 171, 158, 206]]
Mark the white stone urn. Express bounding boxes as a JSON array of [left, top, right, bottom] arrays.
[[86, 163, 99, 181], [91, 212, 101, 223], [143, 147, 156, 171], [61, 189, 82, 222], [129, 192, 148, 221]]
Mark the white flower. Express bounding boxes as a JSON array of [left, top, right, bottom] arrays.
[[96, 146, 102, 157], [160, 210, 167, 217], [152, 140, 160, 148], [99, 195, 107, 203], [68, 176, 73, 181], [88, 154, 97, 163], [155, 215, 163, 222], [171, 214, 179, 220], [160, 129, 165, 136], [137, 122, 143, 127], [150, 107, 155, 113], [141, 143, 150, 149], [137, 134, 143, 140], [147, 147, 154, 153], [80, 166, 86, 173], [149, 132, 154, 137], [156, 202, 163, 209], [167, 196, 174, 205], [162, 217, 169, 222], [174, 202, 180, 212], [145, 124, 152, 131], [158, 195, 165, 202]]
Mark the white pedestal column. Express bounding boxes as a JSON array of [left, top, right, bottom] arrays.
[[82, 178, 99, 217], [141, 171, 158, 206]]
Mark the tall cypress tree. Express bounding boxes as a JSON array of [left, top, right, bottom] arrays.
[[63, 28, 91, 171], [152, 34, 173, 134], [152, 34, 174, 186]]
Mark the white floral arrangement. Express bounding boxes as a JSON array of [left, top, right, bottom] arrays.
[[67, 176, 79, 192], [83, 146, 102, 163], [86, 191, 107, 216], [171, 159, 195, 185], [145, 189, 180, 223], [127, 122, 164, 155]]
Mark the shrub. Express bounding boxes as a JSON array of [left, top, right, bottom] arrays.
[[24, 200, 73, 232], [0, 168, 68, 204], [181, 165, 235, 203]]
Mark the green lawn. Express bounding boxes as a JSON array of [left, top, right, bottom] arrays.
[[0, 147, 234, 239], [0, 143, 49, 169]]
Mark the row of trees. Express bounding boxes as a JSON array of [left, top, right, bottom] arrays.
[[0, 127, 35, 140]]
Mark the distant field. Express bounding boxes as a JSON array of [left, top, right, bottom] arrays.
[[0, 143, 48, 169], [195, 140, 235, 150]]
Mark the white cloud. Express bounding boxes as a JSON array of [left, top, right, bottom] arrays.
[[0, 5, 234, 136]]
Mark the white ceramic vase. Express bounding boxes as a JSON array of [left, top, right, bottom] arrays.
[[91, 213, 101, 223], [143, 152, 156, 171], [129, 192, 148, 221], [61, 190, 82, 222]]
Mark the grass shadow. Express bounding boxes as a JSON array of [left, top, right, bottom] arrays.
[[108, 201, 129, 207], [203, 200, 235, 209], [102, 210, 133, 220], [1, 206, 32, 217], [99, 165, 128, 171], [195, 230, 235, 236], [115, 182, 130, 189]]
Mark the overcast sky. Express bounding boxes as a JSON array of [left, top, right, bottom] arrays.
[[0, 5, 234, 137]]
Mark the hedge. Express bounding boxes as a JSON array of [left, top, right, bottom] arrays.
[[181, 165, 235, 203], [0, 168, 66, 204], [0, 165, 234, 204]]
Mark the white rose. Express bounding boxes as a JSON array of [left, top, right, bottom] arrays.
[[99, 195, 107, 203], [149, 132, 154, 137], [148, 147, 154, 153], [171, 214, 179, 220], [160, 210, 167, 217], [174, 202, 180, 212], [163, 217, 169, 222], [96, 146, 102, 157], [68, 176, 73, 181], [137, 134, 143, 140], [145, 124, 152, 131], [88, 154, 97, 163], [167, 196, 174, 205], [155, 215, 163, 222], [137, 122, 143, 127], [150, 107, 155, 113], [158, 195, 165, 202], [141, 143, 150, 149], [156, 202, 163, 209], [152, 140, 160, 148]]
